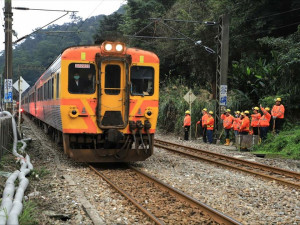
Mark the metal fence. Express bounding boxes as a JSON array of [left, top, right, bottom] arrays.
[[0, 116, 12, 161]]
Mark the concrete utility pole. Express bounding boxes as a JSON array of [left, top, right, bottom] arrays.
[[215, 14, 229, 131], [4, 0, 13, 112], [0, 74, 2, 110]]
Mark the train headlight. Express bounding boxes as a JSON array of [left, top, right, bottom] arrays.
[[102, 41, 126, 54], [145, 107, 153, 119], [69, 108, 79, 118], [116, 44, 123, 52], [104, 43, 113, 51]]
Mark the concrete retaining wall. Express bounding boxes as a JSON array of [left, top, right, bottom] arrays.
[[0, 116, 12, 160]]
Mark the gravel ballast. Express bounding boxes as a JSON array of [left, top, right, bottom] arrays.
[[1, 117, 298, 224]]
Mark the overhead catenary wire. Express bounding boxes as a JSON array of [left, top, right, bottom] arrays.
[[76, 0, 105, 31], [244, 7, 300, 22], [13, 11, 72, 44], [232, 20, 300, 39], [55, 0, 106, 44], [129, 18, 216, 54]]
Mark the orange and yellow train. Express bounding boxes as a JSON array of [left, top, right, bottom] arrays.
[[22, 41, 159, 162]]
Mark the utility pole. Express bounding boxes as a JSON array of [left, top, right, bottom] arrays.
[[215, 14, 229, 131], [4, 0, 13, 112], [0, 74, 2, 110]]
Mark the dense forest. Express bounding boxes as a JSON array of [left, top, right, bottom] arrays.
[[1, 0, 300, 123]]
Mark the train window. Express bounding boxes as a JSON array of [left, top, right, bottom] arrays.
[[47, 81, 49, 100], [130, 66, 154, 96], [51, 78, 54, 99], [105, 65, 120, 95], [48, 79, 52, 100], [56, 73, 60, 98], [68, 63, 96, 94], [38, 88, 41, 101]]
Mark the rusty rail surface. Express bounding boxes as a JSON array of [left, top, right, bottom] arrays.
[[154, 139, 300, 189], [89, 164, 241, 225]]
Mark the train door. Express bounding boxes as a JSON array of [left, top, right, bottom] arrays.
[[99, 61, 127, 128]]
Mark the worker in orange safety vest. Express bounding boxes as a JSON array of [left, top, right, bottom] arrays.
[[183, 110, 191, 140], [197, 108, 208, 143], [258, 105, 271, 140], [232, 111, 241, 137], [221, 109, 234, 146], [271, 97, 285, 134], [239, 111, 250, 135], [206, 111, 215, 144], [251, 107, 261, 135]]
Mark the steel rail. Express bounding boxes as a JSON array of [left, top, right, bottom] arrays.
[[89, 165, 165, 225], [129, 165, 242, 225], [155, 139, 300, 179], [154, 139, 300, 189]]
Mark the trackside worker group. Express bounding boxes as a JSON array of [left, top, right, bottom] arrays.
[[185, 97, 284, 144]]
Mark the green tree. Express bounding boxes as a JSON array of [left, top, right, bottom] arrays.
[[94, 12, 124, 43]]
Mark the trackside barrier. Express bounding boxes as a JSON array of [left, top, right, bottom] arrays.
[[0, 111, 33, 225], [236, 134, 259, 150], [0, 116, 12, 161]]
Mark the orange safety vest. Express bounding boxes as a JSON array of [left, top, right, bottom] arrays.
[[232, 117, 241, 131], [271, 104, 285, 119], [184, 114, 191, 126], [239, 116, 250, 132], [201, 113, 209, 127], [221, 114, 234, 129], [258, 107, 271, 127], [251, 113, 261, 127], [206, 116, 214, 130]]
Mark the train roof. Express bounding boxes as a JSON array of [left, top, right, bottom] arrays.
[[62, 45, 159, 64]]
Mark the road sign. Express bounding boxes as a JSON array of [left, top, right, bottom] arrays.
[[183, 89, 197, 104], [13, 76, 30, 94], [4, 79, 13, 103], [220, 85, 227, 106]]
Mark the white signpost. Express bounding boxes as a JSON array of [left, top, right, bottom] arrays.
[[183, 89, 197, 140], [13, 76, 30, 131]]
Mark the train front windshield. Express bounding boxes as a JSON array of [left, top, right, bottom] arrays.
[[68, 63, 96, 94], [130, 66, 154, 96]]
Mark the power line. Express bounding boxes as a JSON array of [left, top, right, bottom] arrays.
[[245, 7, 300, 22], [125, 35, 188, 40], [232, 21, 300, 39], [13, 12, 70, 44], [13, 7, 76, 13], [149, 18, 217, 25], [76, 0, 105, 31]]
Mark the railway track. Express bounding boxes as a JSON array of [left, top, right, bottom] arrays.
[[154, 139, 300, 189], [89, 164, 241, 225]]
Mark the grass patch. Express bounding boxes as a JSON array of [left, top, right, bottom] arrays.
[[31, 167, 50, 179], [252, 126, 300, 159], [19, 200, 39, 225], [0, 154, 18, 170]]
